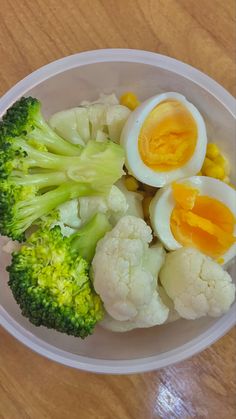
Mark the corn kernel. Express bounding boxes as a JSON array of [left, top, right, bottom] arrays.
[[217, 257, 224, 265], [120, 92, 140, 110], [214, 154, 230, 176], [214, 154, 224, 166], [202, 157, 214, 174], [124, 175, 139, 191], [206, 143, 220, 160], [204, 164, 225, 180], [142, 195, 153, 219]]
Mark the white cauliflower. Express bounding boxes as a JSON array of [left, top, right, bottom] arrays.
[[54, 186, 128, 235], [49, 94, 130, 145], [99, 314, 139, 333], [79, 185, 128, 225], [93, 215, 169, 327], [158, 286, 180, 323], [58, 199, 82, 229], [50, 199, 81, 237], [50, 221, 77, 237], [100, 285, 179, 333], [160, 247, 235, 319], [116, 178, 143, 218]]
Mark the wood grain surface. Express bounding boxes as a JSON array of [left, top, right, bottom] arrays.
[[0, 1, 236, 418]]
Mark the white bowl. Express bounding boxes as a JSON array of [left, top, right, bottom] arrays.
[[0, 49, 235, 374]]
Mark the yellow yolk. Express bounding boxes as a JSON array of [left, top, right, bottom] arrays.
[[138, 100, 198, 171], [172, 182, 199, 210], [170, 183, 236, 259]]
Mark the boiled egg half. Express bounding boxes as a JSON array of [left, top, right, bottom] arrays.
[[121, 92, 207, 187], [149, 176, 236, 264]]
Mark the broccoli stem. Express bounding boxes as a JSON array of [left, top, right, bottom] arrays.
[[11, 172, 68, 188], [27, 126, 82, 156], [16, 182, 97, 233], [14, 140, 123, 190], [14, 139, 82, 171], [70, 213, 112, 263], [33, 106, 83, 156]]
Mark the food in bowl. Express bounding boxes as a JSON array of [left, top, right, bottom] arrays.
[[121, 92, 207, 187], [150, 178, 236, 263], [0, 91, 235, 339]]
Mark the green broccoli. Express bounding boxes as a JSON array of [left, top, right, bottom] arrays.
[[0, 181, 93, 241], [0, 97, 125, 241], [1, 96, 81, 156], [7, 213, 111, 338]]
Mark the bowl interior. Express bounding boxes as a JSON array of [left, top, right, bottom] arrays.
[[0, 58, 235, 369]]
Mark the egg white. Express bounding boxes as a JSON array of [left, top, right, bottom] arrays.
[[121, 92, 207, 187], [149, 176, 236, 265]]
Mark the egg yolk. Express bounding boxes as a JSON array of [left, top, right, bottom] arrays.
[[138, 100, 198, 171], [170, 183, 236, 259]]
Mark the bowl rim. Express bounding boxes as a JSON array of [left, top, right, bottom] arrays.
[[1, 306, 235, 374], [0, 48, 235, 373], [0, 48, 235, 115]]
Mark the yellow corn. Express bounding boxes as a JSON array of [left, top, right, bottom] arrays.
[[202, 143, 231, 182], [142, 195, 153, 219], [124, 175, 139, 191], [206, 143, 220, 160], [214, 154, 224, 166], [204, 164, 225, 180], [120, 92, 140, 110], [202, 157, 214, 174], [217, 257, 225, 265], [214, 154, 230, 176]]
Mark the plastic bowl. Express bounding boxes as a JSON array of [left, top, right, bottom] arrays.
[[0, 49, 235, 374]]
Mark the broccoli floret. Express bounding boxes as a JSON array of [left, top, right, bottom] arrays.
[[0, 181, 93, 241], [7, 213, 111, 338], [0, 97, 125, 241], [2, 96, 81, 156]]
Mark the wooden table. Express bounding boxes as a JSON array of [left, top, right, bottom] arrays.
[[0, 1, 235, 417]]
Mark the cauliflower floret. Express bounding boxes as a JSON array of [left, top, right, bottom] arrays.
[[93, 215, 169, 328], [116, 178, 143, 218], [160, 247, 235, 319], [100, 284, 179, 333], [99, 314, 137, 332], [50, 199, 81, 236], [158, 286, 180, 323], [79, 185, 128, 225], [55, 186, 128, 234], [51, 221, 76, 237], [49, 93, 130, 145], [81, 93, 130, 143], [58, 199, 81, 229]]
